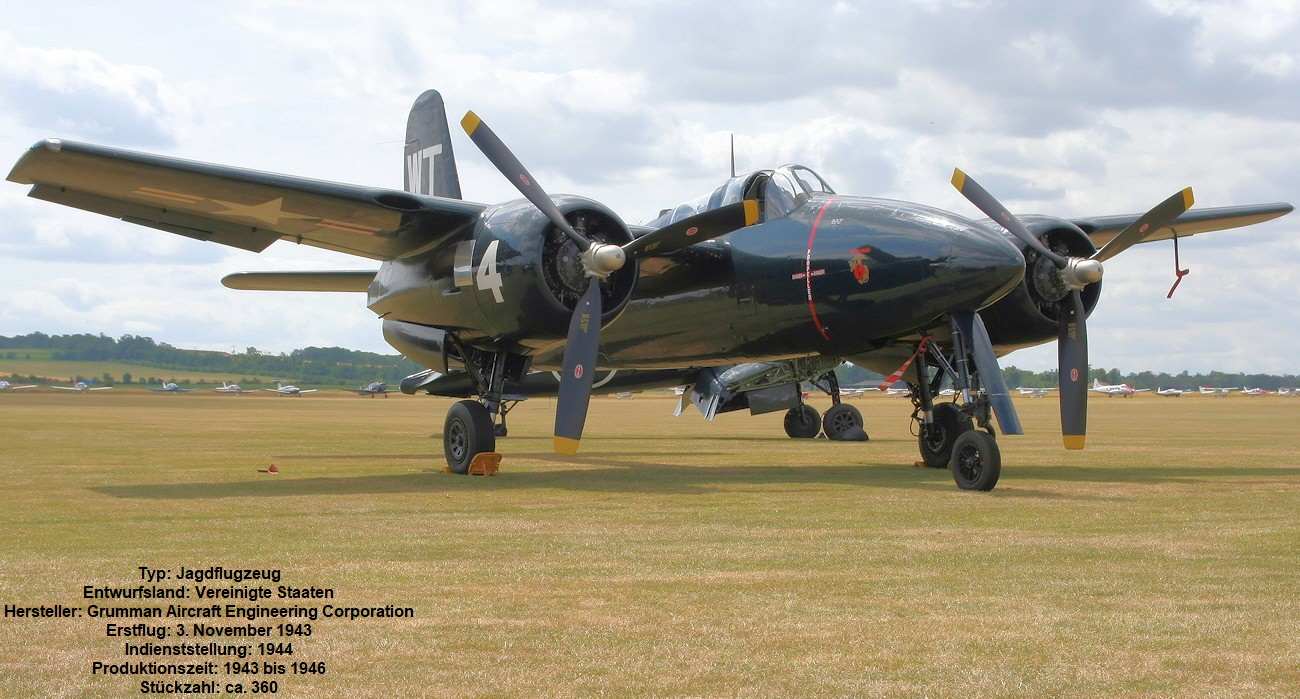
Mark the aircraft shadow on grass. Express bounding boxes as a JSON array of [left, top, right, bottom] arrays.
[[88, 459, 956, 500], [87, 454, 1296, 502]]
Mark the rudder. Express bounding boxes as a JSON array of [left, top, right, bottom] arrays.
[[404, 90, 462, 199]]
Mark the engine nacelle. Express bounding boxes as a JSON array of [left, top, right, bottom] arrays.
[[369, 195, 638, 355], [978, 215, 1102, 350]]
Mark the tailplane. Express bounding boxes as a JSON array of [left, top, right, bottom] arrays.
[[404, 90, 462, 199]]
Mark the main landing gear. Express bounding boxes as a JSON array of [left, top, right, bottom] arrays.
[[782, 371, 868, 441], [903, 330, 1002, 491], [440, 343, 528, 474]]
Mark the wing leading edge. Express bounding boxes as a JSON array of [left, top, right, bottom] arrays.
[[1072, 202, 1292, 249], [6, 139, 487, 261]]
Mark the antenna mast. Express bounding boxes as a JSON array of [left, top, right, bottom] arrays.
[[730, 134, 736, 178]]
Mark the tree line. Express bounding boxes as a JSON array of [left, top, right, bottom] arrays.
[[4, 332, 1297, 390], [1, 332, 423, 387]]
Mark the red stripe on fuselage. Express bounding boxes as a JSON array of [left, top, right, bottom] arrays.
[[805, 197, 838, 341]]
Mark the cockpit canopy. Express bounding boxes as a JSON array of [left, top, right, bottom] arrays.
[[647, 165, 835, 228]]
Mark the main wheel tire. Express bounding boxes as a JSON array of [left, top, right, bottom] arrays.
[[823, 403, 867, 441], [950, 429, 1001, 491], [783, 404, 821, 438], [918, 403, 971, 468], [444, 400, 496, 474]]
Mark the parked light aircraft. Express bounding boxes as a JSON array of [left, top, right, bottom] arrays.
[[1278, 388, 1298, 397], [343, 381, 395, 397], [47, 380, 112, 392], [1089, 379, 1149, 397], [7, 90, 1292, 490], [0, 381, 37, 391], [263, 381, 316, 396], [1155, 387, 1187, 397], [149, 382, 200, 393], [1017, 387, 1056, 398], [1200, 385, 1237, 395], [212, 382, 245, 395], [1240, 387, 1269, 396]]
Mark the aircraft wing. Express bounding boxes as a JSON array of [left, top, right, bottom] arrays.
[[46, 386, 80, 391], [7, 139, 487, 261], [1071, 203, 1292, 249]]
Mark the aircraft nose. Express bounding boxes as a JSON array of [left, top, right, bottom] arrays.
[[949, 221, 1026, 310]]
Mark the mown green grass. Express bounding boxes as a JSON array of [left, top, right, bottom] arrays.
[[1, 392, 1296, 697]]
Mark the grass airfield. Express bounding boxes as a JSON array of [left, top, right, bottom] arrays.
[[1, 390, 1297, 697]]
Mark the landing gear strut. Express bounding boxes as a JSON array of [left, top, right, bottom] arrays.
[[440, 339, 529, 473], [904, 326, 1002, 490]]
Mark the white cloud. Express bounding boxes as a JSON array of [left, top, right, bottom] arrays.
[[0, 0, 1296, 376], [0, 33, 189, 146]]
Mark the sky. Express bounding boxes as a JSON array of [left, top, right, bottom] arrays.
[[1, 0, 1297, 374]]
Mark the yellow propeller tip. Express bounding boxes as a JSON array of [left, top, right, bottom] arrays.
[[951, 168, 967, 190], [1182, 187, 1194, 209], [1063, 435, 1086, 450], [460, 111, 481, 136], [553, 436, 581, 455], [742, 199, 760, 226]]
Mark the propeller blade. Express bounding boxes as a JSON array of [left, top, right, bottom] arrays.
[[553, 278, 603, 455], [1091, 187, 1194, 263], [461, 111, 591, 251], [951, 168, 1068, 268], [953, 311, 1023, 436], [1058, 290, 1088, 449], [623, 200, 761, 259]]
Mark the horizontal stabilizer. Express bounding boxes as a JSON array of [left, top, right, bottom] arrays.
[[222, 271, 376, 292]]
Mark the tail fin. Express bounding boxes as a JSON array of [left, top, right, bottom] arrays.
[[404, 90, 462, 199], [1093, 378, 1102, 388]]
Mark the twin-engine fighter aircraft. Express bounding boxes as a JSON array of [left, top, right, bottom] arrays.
[[7, 90, 1293, 490]]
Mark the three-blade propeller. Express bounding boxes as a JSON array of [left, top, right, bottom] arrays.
[[461, 111, 759, 454], [953, 169, 1193, 449]]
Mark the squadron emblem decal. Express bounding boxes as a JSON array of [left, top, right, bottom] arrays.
[[849, 247, 872, 285]]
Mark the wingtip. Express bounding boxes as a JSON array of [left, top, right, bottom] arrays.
[[553, 436, 580, 455], [460, 111, 481, 136]]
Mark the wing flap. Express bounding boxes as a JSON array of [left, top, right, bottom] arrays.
[[8, 139, 487, 260], [1073, 203, 1292, 249]]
